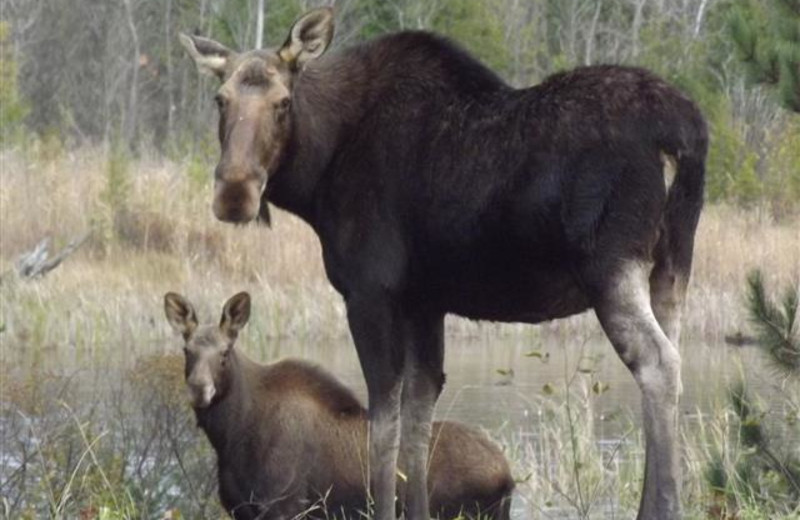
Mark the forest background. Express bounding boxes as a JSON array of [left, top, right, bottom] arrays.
[[0, 0, 799, 519], [2, 0, 799, 211]]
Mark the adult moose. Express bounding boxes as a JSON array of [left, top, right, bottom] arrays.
[[181, 7, 707, 520]]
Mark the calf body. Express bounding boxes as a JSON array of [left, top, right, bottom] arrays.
[[181, 9, 707, 519], [164, 293, 513, 519]]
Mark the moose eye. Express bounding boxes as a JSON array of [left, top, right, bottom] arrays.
[[276, 98, 291, 111], [214, 94, 227, 111]]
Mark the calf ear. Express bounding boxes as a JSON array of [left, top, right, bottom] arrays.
[[164, 292, 198, 339], [220, 292, 251, 339], [278, 7, 334, 71], [179, 33, 233, 79]]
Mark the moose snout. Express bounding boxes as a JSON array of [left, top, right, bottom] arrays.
[[212, 178, 263, 223], [187, 381, 216, 408]]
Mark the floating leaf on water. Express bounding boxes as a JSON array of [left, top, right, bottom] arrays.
[[592, 381, 610, 394], [516, 472, 533, 483], [525, 350, 548, 358]]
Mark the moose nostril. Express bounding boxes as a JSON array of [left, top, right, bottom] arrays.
[[213, 181, 259, 223]]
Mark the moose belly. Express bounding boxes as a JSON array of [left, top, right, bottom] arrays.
[[417, 256, 592, 324]]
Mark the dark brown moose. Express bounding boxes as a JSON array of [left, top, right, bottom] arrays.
[[164, 292, 514, 520], [180, 6, 708, 519]]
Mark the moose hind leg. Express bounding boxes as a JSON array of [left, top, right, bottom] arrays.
[[594, 262, 682, 520], [649, 248, 690, 347]]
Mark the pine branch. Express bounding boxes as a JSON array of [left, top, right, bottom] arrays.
[[746, 270, 800, 377]]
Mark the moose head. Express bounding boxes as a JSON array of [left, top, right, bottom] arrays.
[[179, 8, 334, 223], [164, 291, 251, 408]]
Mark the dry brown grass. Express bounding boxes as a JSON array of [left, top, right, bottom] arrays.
[[1, 146, 798, 344], [1, 146, 798, 519], [689, 205, 800, 342]]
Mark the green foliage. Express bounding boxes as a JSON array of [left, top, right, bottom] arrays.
[[704, 270, 800, 516], [746, 270, 800, 376], [705, 381, 800, 516], [263, 1, 305, 48], [729, 0, 800, 112], [0, 21, 29, 145], [93, 143, 133, 254], [100, 142, 132, 216], [431, 0, 509, 74], [1, 0, 798, 212], [764, 118, 800, 218]]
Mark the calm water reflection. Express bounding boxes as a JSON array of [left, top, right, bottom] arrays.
[[253, 334, 754, 434], [252, 334, 767, 519], [4, 319, 773, 520]]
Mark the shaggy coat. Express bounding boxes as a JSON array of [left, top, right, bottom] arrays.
[[181, 8, 707, 519], [164, 292, 514, 520], [199, 356, 513, 519]]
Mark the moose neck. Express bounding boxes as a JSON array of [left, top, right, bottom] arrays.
[[266, 51, 368, 225], [194, 350, 257, 454]]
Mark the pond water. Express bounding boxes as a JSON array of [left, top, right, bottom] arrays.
[[2, 323, 778, 519], [250, 333, 769, 519], [257, 334, 759, 433]]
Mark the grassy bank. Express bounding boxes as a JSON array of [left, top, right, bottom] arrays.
[[1, 147, 799, 518], [1, 146, 798, 342]]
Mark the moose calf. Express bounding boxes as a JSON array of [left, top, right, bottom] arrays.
[[164, 292, 514, 519]]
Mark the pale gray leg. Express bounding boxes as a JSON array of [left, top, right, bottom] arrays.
[[398, 314, 444, 520], [346, 295, 407, 520], [595, 262, 682, 520]]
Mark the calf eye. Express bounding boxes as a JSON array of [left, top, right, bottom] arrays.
[[276, 98, 291, 111]]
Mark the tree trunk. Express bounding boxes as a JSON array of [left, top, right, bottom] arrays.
[[255, 0, 265, 49], [122, 0, 140, 145], [165, 0, 174, 141]]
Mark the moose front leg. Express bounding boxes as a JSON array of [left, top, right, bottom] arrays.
[[398, 313, 444, 520], [346, 293, 408, 520]]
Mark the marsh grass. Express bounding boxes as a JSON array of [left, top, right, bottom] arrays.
[[502, 338, 644, 519], [1, 146, 799, 518], [1, 146, 798, 342]]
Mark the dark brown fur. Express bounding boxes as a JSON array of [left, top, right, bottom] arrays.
[[164, 293, 513, 519], [181, 8, 707, 519]]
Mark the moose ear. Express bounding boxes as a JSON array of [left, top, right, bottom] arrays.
[[220, 292, 251, 339], [164, 292, 198, 339], [278, 7, 334, 71], [179, 33, 233, 79]]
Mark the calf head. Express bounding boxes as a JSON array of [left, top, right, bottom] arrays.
[[164, 292, 251, 408], [179, 8, 334, 223]]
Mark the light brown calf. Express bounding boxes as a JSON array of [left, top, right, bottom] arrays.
[[164, 292, 514, 519]]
